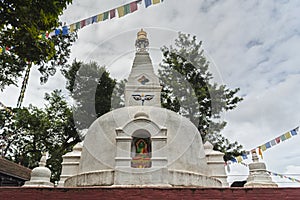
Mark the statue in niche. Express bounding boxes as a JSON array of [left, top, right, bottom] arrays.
[[131, 137, 151, 168]]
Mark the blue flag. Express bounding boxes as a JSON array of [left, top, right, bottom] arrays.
[[145, 0, 152, 8], [62, 26, 69, 35], [291, 129, 298, 136], [55, 29, 61, 35]]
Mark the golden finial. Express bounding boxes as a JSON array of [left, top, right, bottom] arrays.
[[137, 28, 147, 40]]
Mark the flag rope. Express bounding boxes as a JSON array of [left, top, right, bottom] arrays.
[[16, 63, 32, 108]]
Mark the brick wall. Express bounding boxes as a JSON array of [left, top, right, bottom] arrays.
[[1, 187, 300, 200]]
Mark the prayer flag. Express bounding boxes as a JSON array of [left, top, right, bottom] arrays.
[[153, 0, 160, 4], [270, 139, 276, 146], [38, 34, 42, 39], [291, 128, 298, 136], [97, 13, 103, 22], [76, 22, 81, 30], [80, 20, 86, 28], [265, 142, 271, 149], [62, 26, 68, 35], [236, 156, 242, 163], [85, 17, 92, 26], [242, 154, 248, 159], [230, 158, 237, 163], [103, 11, 109, 20], [284, 132, 291, 139], [258, 147, 263, 159], [130, 1, 138, 12], [275, 137, 281, 144], [280, 134, 287, 141], [92, 15, 97, 23], [124, 4, 131, 15], [55, 29, 61, 35], [70, 24, 76, 32], [117, 6, 125, 17], [110, 9, 116, 19], [0, 48, 3, 54], [260, 144, 267, 151], [144, 0, 152, 8]]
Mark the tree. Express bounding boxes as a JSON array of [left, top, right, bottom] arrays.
[[0, 0, 76, 90], [63, 60, 117, 132], [158, 33, 244, 160], [0, 90, 80, 182]]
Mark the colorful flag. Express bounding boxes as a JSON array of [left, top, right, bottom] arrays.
[[55, 29, 61, 35], [80, 20, 86, 28], [103, 11, 109, 20], [144, 0, 152, 8], [291, 128, 298, 136], [258, 147, 263, 159], [153, 0, 160, 4], [124, 4, 131, 15], [230, 158, 237, 163], [117, 6, 125, 17], [92, 15, 97, 23], [265, 142, 271, 149], [242, 154, 248, 159], [284, 132, 291, 139], [130, 1, 138, 12], [70, 24, 76, 32], [236, 156, 242, 163], [0, 47, 3, 54], [280, 134, 287, 141], [62, 26, 68, 35], [110, 9, 116, 19], [275, 137, 281, 144], [76, 22, 81, 30], [97, 13, 103, 22], [270, 139, 276, 146], [260, 144, 267, 151], [85, 17, 92, 26]]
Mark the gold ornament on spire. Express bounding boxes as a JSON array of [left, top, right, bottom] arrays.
[[135, 28, 149, 52]]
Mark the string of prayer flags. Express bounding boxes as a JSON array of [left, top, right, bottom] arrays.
[[67, 0, 151, 33], [251, 126, 299, 158], [268, 171, 300, 183], [16, 63, 32, 108], [0, 101, 14, 116]]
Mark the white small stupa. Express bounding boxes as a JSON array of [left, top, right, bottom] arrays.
[[245, 151, 278, 187], [23, 153, 53, 187], [61, 29, 227, 187]]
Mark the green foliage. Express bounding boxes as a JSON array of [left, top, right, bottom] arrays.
[[159, 33, 244, 160], [0, 0, 76, 90], [63, 60, 117, 131], [0, 90, 80, 182]]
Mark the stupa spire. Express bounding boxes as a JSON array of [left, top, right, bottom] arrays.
[[125, 29, 161, 107]]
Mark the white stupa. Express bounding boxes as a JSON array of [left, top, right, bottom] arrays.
[[24, 153, 53, 187], [62, 29, 227, 187]]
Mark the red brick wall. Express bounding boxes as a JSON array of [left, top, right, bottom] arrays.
[[1, 187, 300, 200]]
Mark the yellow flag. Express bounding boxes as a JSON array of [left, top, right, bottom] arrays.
[[285, 132, 292, 139], [236, 156, 242, 163], [117, 6, 125, 17], [153, 0, 160, 4], [0, 48, 2, 54], [260, 144, 267, 151], [70, 24, 76, 32], [97, 13, 103, 22]]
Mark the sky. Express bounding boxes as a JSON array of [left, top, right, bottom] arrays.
[[1, 0, 300, 186]]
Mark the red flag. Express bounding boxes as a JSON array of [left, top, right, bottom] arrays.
[[130, 1, 138, 12], [110, 9, 116, 19], [275, 137, 281, 144], [80, 20, 86, 28]]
